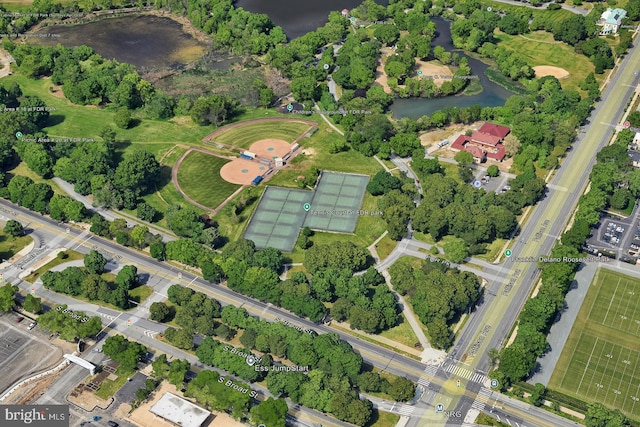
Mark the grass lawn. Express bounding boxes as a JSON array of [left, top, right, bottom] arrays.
[[2, 75, 210, 147], [484, 0, 575, 24], [129, 285, 153, 304], [475, 412, 510, 426], [0, 229, 32, 261], [375, 234, 398, 261], [208, 120, 313, 149], [213, 185, 265, 242], [475, 238, 507, 263], [367, 410, 400, 427], [494, 31, 597, 91], [379, 314, 420, 348], [95, 366, 136, 400], [549, 268, 640, 420], [24, 250, 84, 283], [7, 162, 65, 194], [176, 150, 241, 209]]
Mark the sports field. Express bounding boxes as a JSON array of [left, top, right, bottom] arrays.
[[549, 268, 640, 419], [175, 150, 241, 209], [207, 121, 313, 149]]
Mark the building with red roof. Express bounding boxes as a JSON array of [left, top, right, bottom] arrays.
[[341, 8, 350, 16], [449, 122, 510, 162]]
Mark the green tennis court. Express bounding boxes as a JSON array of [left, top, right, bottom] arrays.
[[243, 171, 369, 252]]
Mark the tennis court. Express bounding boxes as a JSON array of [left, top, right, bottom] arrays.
[[303, 171, 370, 233], [243, 171, 369, 252]]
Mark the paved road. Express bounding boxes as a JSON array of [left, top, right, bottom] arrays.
[[408, 24, 640, 427], [54, 178, 177, 243], [0, 200, 582, 427]]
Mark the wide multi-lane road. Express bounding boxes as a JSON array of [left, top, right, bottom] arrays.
[[409, 33, 640, 426], [0, 199, 582, 427]]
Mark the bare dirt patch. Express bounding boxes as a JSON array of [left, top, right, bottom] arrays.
[[0, 49, 14, 79], [533, 65, 569, 79], [374, 47, 394, 94], [419, 124, 467, 147], [414, 60, 453, 87], [128, 381, 243, 427]]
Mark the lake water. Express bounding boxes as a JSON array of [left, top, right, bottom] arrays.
[[30, 15, 207, 70], [390, 18, 513, 119], [235, 0, 389, 39]]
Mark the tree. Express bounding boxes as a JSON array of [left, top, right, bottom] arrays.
[[486, 165, 500, 177], [114, 108, 133, 129], [0, 283, 18, 312], [291, 76, 318, 101], [150, 241, 165, 260], [22, 293, 42, 314], [386, 377, 416, 402], [586, 402, 630, 427], [84, 250, 107, 274], [116, 265, 138, 290], [168, 359, 190, 386], [250, 397, 288, 427], [165, 205, 205, 238], [201, 259, 224, 283], [529, 383, 546, 407], [443, 238, 468, 263], [136, 203, 158, 222], [389, 133, 421, 157], [149, 302, 171, 322], [610, 188, 631, 210], [366, 171, 402, 196], [3, 220, 24, 237], [114, 149, 160, 195], [454, 150, 473, 166]]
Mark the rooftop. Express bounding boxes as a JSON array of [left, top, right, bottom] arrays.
[[150, 392, 211, 427], [478, 122, 510, 139], [600, 8, 627, 25]]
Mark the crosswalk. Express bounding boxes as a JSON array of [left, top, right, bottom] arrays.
[[442, 363, 488, 384], [471, 387, 493, 412], [396, 404, 416, 416]]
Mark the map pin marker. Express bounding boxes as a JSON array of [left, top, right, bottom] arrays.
[[303, 203, 311, 212]]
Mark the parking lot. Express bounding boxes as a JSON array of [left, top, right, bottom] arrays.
[[472, 169, 510, 194], [585, 201, 640, 262], [0, 313, 62, 395]]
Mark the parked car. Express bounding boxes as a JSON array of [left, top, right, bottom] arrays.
[[15, 316, 23, 323], [107, 421, 119, 427], [28, 322, 36, 330]]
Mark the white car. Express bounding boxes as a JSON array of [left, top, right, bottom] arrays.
[[27, 322, 36, 330]]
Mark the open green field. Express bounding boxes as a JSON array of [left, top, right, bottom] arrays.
[[484, 0, 575, 23], [176, 151, 241, 209], [0, 228, 32, 261], [494, 31, 596, 91], [209, 121, 312, 149], [2, 75, 210, 151], [549, 268, 640, 420]]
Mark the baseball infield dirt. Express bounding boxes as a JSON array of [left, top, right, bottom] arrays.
[[249, 138, 292, 160], [533, 66, 569, 79], [219, 158, 269, 185]]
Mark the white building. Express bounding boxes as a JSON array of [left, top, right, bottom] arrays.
[[150, 392, 211, 427], [597, 8, 627, 35]]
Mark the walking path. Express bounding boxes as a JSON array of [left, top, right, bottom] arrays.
[[53, 178, 176, 242]]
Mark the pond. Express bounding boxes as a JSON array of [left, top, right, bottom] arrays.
[[235, 0, 389, 39], [28, 14, 207, 70], [389, 18, 514, 119]]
